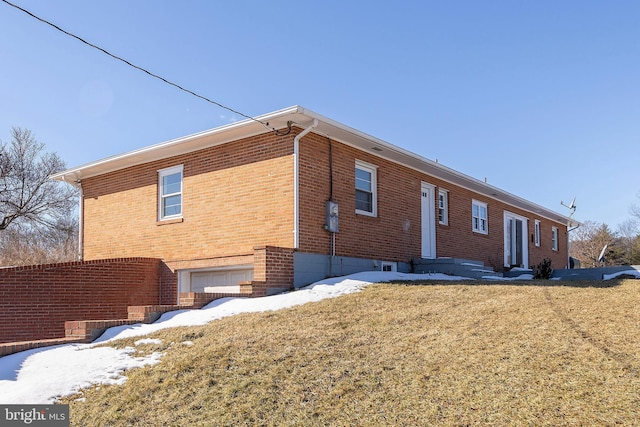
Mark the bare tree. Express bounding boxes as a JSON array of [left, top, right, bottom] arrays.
[[617, 219, 639, 265], [0, 217, 78, 266], [631, 191, 640, 224], [0, 127, 76, 231], [570, 221, 622, 267], [0, 128, 78, 265]]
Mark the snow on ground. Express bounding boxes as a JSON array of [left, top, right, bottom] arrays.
[[603, 270, 640, 280], [481, 273, 534, 280], [0, 271, 467, 404]]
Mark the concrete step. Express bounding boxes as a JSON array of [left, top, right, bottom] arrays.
[[413, 257, 502, 279], [414, 257, 485, 267]]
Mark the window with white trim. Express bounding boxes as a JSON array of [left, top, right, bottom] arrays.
[[355, 160, 377, 216], [438, 189, 449, 225], [158, 165, 183, 220], [551, 226, 558, 251], [381, 261, 397, 272], [534, 220, 541, 247], [472, 200, 488, 234]]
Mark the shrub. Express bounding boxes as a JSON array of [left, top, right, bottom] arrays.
[[533, 258, 553, 280]]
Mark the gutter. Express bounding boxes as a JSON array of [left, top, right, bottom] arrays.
[[293, 119, 318, 249]]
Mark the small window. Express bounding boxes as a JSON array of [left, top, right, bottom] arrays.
[[355, 160, 377, 216], [438, 189, 449, 225], [552, 227, 559, 251], [472, 200, 488, 234], [159, 165, 183, 220], [381, 262, 397, 272], [534, 220, 541, 247]]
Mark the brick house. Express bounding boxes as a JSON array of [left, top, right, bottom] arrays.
[[52, 106, 574, 301]]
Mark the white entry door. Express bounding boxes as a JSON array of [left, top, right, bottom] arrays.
[[421, 182, 436, 258], [504, 212, 529, 268]]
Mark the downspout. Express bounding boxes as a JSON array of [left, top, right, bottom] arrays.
[[60, 175, 83, 260], [293, 119, 318, 249], [76, 180, 83, 261]]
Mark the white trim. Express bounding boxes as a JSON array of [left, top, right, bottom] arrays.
[[421, 182, 437, 258], [381, 261, 397, 272], [472, 199, 488, 234], [293, 119, 318, 249], [51, 105, 575, 227], [552, 226, 559, 251], [504, 211, 529, 269], [438, 188, 449, 225], [355, 160, 378, 217], [534, 219, 541, 247], [158, 165, 183, 221], [78, 181, 84, 260], [178, 264, 254, 296]]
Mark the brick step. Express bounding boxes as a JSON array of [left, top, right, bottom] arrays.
[[0, 337, 85, 358], [128, 304, 185, 323], [179, 290, 252, 309], [65, 319, 142, 342], [0, 291, 254, 358]]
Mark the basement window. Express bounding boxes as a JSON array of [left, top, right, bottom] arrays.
[[355, 160, 377, 217], [381, 262, 397, 272], [158, 165, 183, 220]]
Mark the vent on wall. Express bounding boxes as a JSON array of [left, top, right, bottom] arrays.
[[371, 146, 383, 152]]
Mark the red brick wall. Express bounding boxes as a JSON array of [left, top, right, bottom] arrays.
[[78, 126, 567, 289], [0, 258, 165, 343], [251, 246, 294, 296], [159, 262, 178, 305], [298, 133, 568, 271], [81, 132, 296, 265]]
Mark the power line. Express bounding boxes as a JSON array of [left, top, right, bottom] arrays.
[[1, 0, 272, 130]]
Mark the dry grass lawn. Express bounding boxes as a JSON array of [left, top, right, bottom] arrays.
[[62, 279, 640, 426]]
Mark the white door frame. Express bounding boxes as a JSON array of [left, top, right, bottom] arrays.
[[421, 182, 436, 259], [503, 211, 529, 268]]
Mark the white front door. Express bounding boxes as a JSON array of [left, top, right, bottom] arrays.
[[504, 211, 529, 268], [421, 182, 436, 258]]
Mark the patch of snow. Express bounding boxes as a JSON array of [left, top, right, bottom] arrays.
[[181, 341, 194, 346], [481, 274, 534, 281], [134, 338, 162, 346], [603, 270, 640, 280], [0, 271, 477, 404], [0, 345, 162, 404]]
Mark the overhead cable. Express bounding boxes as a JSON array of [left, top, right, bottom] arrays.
[[1, 0, 273, 131]]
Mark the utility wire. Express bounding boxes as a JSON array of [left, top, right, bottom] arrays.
[[1, 0, 273, 131]]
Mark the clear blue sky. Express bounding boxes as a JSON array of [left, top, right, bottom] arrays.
[[1, 1, 638, 229]]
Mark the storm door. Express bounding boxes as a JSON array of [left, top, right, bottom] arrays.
[[504, 212, 529, 268]]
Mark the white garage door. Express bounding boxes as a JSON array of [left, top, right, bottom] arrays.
[[190, 269, 253, 293]]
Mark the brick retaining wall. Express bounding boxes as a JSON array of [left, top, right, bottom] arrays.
[[0, 258, 169, 343]]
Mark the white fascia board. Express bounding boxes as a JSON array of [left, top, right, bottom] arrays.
[[297, 108, 576, 227], [51, 104, 575, 227], [51, 105, 305, 183]]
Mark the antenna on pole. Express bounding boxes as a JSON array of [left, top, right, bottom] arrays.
[[561, 196, 577, 217], [598, 244, 608, 266]]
